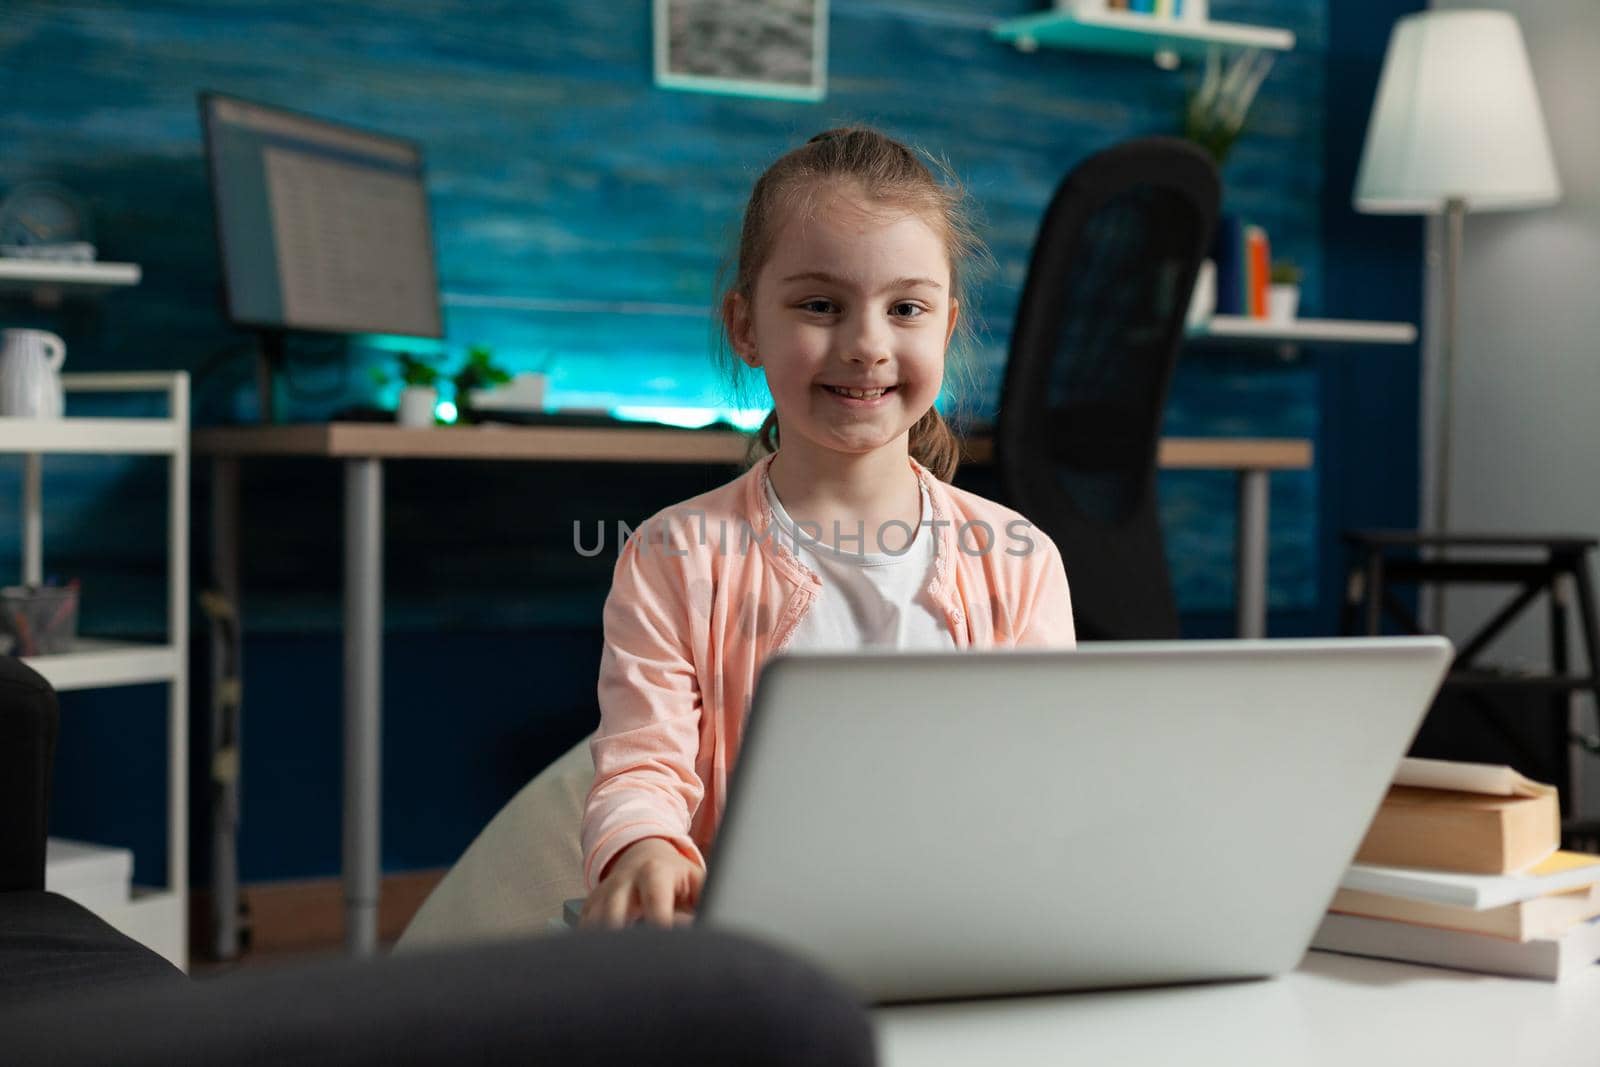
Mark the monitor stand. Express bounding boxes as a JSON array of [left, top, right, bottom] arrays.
[[255, 329, 286, 424]]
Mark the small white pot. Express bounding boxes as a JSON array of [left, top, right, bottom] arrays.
[[1267, 284, 1300, 324], [397, 385, 437, 428]]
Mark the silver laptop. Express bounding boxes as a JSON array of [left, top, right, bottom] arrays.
[[697, 637, 1453, 1003]]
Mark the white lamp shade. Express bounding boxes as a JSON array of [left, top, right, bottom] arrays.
[[1355, 10, 1560, 214]]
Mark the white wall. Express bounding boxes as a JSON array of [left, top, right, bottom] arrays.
[[1430, 0, 1600, 812]]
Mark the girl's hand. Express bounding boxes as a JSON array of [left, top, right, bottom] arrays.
[[579, 837, 704, 930]]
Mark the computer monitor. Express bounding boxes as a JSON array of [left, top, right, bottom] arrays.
[[199, 92, 443, 420]]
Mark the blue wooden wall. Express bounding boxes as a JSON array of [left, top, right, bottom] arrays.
[[2, 0, 1329, 619], [1, 0, 1423, 884]]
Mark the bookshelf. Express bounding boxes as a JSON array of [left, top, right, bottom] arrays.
[[17, 372, 190, 970]]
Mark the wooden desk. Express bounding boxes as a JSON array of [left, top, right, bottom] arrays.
[[193, 423, 1311, 956], [877, 950, 1600, 1066], [194, 420, 1309, 468]]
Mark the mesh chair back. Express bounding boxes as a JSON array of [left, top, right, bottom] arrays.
[[997, 138, 1220, 640]]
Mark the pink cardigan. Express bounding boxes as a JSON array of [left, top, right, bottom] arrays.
[[581, 454, 1077, 887]]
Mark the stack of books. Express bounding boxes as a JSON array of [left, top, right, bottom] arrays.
[[1210, 216, 1272, 319], [1064, 1, 1196, 18], [1312, 758, 1600, 981]]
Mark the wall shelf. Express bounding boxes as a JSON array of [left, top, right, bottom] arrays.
[[1190, 316, 1417, 346], [0, 259, 141, 295], [22, 640, 182, 692], [0, 417, 182, 455], [994, 10, 1294, 63]]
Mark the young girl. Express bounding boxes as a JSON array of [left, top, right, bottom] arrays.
[[580, 127, 1076, 929]]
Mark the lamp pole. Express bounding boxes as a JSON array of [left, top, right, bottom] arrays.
[[1429, 197, 1466, 632]]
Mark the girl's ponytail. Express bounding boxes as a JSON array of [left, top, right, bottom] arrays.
[[749, 409, 782, 468], [908, 407, 960, 482]]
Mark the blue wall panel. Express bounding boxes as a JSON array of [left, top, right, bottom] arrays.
[[1, 1, 1426, 883]]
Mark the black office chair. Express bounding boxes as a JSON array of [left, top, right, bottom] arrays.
[[996, 137, 1221, 641]]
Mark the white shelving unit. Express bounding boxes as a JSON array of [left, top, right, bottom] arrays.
[[994, 9, 1294, 64], [16, 371, 190, 970]]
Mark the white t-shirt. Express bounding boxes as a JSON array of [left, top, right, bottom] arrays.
[[765, 479, 957, 653]]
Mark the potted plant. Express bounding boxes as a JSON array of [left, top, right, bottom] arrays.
[[1268, 260, 1302, 323], [1181, 47, 1275, 165], [372, 352, 441, 427], [451, 344, 513, 425]]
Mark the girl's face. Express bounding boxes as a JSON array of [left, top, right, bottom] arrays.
[[727, 184, 959, 466]]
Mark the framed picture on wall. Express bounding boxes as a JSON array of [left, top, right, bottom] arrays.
[[654, 0, 828, 102]]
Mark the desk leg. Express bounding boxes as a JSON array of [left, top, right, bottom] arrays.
[[208, 457, 242, 961], [344, 459, 383, 956], [1236, 469, 1269, 639]]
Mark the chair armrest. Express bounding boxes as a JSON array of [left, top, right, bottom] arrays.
[[0, 657, 58, 892]]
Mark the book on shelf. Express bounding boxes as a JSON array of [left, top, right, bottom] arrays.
[[1211, 216, 1245, 316], [1353, 757, 1559, 874], [1342, 849, 1600, 911], [1330, 883, 1600, 942], [1311, 912, 1600, 982], [1244, 224, 1270, 319], [1051, 0, 1208, 28]]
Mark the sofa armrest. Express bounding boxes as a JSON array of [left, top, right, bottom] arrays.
[[1, 927, 878, 1066], [0, 657, 57, 893]]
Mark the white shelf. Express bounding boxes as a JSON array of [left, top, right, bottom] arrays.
[[0, 259, 141, 294], [1192, 316, 1418, 345], [99, 888, 187, 969], [22, 640, 181, 691], [0, 416, 182, 455], [994, 10, 1294, 60]]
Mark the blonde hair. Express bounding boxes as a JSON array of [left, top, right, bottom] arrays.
[[716, 127, 987, 481]]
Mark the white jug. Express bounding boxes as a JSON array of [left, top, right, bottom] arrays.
[[0, 329, 66, 418]]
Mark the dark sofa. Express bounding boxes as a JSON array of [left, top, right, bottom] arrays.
[[0, 656, 876, 1065]]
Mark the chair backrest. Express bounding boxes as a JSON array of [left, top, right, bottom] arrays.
[[997, 137, 1220, 640]]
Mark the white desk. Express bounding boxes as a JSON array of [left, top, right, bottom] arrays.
[[192, 423, 1310, 957], [877, 951, 1600, 1066]]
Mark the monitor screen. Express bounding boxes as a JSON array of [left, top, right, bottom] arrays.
[[200, 93, 443, 339]]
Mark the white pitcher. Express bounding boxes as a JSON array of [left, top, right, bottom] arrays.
[[0, 329, 66, 418]]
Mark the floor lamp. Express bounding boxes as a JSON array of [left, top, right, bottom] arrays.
[[1354, 9, 1560, 630]]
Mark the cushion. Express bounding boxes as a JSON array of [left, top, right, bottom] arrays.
[[395, 737, 593, 951]]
